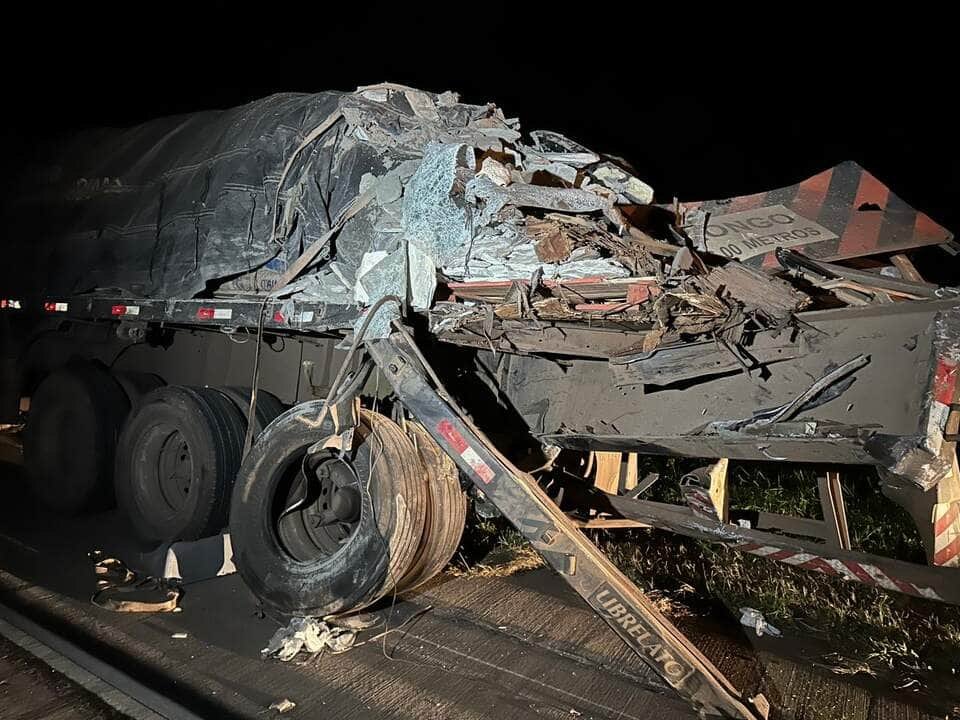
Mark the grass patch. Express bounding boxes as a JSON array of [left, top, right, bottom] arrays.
[[449, 519, 544, 579], [457, 459, 960, 690], [629, 462, 960, 682]]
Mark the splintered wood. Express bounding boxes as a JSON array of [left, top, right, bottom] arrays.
[[693, 263, 810, 319], [528, 220, 574, 263]]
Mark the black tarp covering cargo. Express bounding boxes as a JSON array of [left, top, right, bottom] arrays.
[[8, 92, 346, 298], [4, 85, 548, 306]]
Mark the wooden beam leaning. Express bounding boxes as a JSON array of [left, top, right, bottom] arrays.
[[818, 471, 852, 550], [890, 253, 925, 283], [624, 453, 639, 491], [708, 458, 730, 524]]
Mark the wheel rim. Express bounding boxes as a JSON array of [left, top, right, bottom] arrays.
[[155, 429, 194, 512], [273, 451, 363, 563]]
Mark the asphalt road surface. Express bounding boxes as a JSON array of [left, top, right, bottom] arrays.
[[0, 467, 949, 720]]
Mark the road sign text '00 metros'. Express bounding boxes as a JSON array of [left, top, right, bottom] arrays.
[[588, 583, 696, 688], [704, 204, 838, 260]]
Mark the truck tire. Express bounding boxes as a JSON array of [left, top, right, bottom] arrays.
[[397, 421, 467, 592], [23, 361, 130, 515], [114, 386, 246, 544], [230, 403, 427, 618], [215, 386, 285, 438], [113, 371, 165, 409]]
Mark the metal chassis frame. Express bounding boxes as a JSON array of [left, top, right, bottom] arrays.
[[32, 291, 960, 714], [366, 333, 764, 720], [603, 495, 960, 604], [38, 293, 360, 335], [576, 457, 960, 603]]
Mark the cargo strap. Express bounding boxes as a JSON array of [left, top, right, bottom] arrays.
[[89, 552, 181, 613]]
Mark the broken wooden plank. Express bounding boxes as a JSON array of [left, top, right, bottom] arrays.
[[627, 227, 680, 256], [709, 458, 730, 524], [890, 253, 924, 283], [447, 276, 658, 303], [437, 323, 655, 359], [778, 249, 939, 299], [693, 263, 811, 319], [624, 453, 639, 492], [573, 517, 650, 529], [592, 451, 622, 494], [818, 471, 852, 550]]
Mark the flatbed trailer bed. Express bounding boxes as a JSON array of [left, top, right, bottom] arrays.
[[5, 285, 960, 718]]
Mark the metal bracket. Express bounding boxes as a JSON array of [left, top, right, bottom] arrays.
[[306, 357, 374, 455]]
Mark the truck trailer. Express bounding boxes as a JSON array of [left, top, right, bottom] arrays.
[[2, 82, 959, 719]]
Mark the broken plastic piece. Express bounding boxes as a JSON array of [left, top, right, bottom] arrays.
[[262, 617, 357, 661], [739, 608, 781, 637], [269, 699, 297, 714]]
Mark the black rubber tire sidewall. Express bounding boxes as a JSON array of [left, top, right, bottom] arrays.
[[229, 402, 425, 618], [215, 386, 285, 438], [113, 371, 165, 410], [23, 361, 130, 515], [114, 386, 245, 543]]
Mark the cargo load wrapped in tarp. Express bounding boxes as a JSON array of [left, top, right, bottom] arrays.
[[4, 82, 953, 341], [7, 84, 663, 335]]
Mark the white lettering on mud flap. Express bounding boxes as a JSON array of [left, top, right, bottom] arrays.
[[589, 583, 696, 688], [704, 204, 838, 260]]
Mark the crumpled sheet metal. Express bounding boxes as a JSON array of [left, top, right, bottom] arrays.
[[919, 307, 960, 460], [850, 307, 960, 491]]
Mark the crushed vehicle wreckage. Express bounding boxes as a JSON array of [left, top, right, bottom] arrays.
[[3, 82, 960, 719]]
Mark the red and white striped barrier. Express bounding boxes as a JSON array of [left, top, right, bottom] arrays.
[[682, 486, 719, 522], [735, 542, 942, 601], [925, 356, 958, 455], [933, 501, 960, 568]]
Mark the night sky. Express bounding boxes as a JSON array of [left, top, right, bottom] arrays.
[[3, 5, 957, 234]]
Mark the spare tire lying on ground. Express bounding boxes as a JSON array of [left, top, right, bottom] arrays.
[[229, 402, 427, 618], [23, 360, 131, 515], [114, 386, 246, 544]]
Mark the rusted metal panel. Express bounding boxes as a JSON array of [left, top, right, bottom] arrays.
[[485, 300, 960, 469]]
